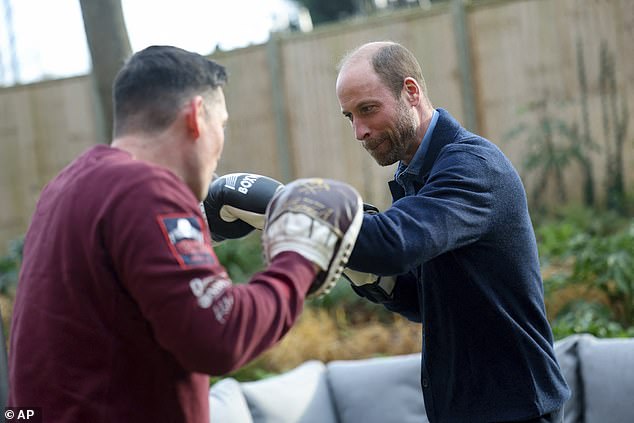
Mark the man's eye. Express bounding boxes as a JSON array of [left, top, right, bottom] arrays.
[[343, 113, 353, 122], [360, 105, 376, 114]]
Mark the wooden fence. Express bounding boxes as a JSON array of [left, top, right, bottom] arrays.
[[0, 0, 632, 249]]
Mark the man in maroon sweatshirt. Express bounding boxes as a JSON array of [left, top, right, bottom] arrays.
[[8, 45, 361, 422]]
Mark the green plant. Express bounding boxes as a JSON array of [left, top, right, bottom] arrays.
[[550, 300, 634, 339], [0, 237, 24, 296], [503, 99, 582, 210], [213, 233, 393, 322], [536, 207, 626, 256], [213, 232, 265, 283], [539, 210, 634, 338], [309, 278, 392, 324], [566, 222, 634, 327]]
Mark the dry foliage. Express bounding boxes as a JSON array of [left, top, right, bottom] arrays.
[[0, 295, 12, 334], [257, 306, 422, 373], [541, 259, 609, 320]]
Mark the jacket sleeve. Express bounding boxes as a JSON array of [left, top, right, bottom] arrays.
[[348, 146, 497, 310]]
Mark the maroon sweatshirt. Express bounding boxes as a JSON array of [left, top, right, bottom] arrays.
[[9, 145, 315, 422]]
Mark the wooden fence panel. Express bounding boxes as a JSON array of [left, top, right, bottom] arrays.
[[470, 0, 634, 205], [0, 77, 97, 248], [211, 46, 283, 180]]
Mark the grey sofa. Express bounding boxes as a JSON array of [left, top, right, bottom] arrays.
[[554, 334, 634, 423], [208, 334, 634, 423]]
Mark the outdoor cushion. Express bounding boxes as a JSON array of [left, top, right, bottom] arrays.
[[554, 334, 583, 423], [577, 335, 634, 423], [327, 353, 428, 423], [240, 360, 337, 423], [209, 377, 254, 423]]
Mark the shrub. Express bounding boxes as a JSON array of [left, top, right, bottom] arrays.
[[0, 237, 23, 296], [565, 222, 634, 328], [213, 232, 264, 283], [538, 208, 634, 338], [550, 300, 634, 339], [212, 305, 422, 383]]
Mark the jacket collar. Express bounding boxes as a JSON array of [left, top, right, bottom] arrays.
[[388, 108, 463, 199], [418, 108, 462, 181]]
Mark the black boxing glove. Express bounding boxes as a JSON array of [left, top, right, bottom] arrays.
[[344, 270, 396, 303], [202, 173, 284, 242], [362, 202, 380, 215]]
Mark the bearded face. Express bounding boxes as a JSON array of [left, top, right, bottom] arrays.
[[362, 98, 419, 167]]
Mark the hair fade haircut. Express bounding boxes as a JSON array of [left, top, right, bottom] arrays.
[[113, 45, 228, 136], [371, 43, 426, 99]]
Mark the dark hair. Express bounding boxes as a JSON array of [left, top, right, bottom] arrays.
[[371, 43, 426, 99], [113, 45, 228, 136]]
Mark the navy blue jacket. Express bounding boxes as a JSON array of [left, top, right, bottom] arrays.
[[348, 109, 570, 423]]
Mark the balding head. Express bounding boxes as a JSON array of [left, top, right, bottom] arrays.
[[337, 41, 427, 100], [337, 41, 394, 70]]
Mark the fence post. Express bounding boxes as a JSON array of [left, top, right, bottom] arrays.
[[266, 33, 294, 182], [451, 0, 478, 133]]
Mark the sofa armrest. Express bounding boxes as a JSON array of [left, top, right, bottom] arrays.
[[577, 335, 634, 423], [209, 378, 254, 423], [554, 334, 584, 423]]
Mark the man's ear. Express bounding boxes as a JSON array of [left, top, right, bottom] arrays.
[[403, 77, 420, 106], [185, 96, 205, 139]]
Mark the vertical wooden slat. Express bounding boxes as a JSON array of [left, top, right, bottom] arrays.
[[267, 33, 294, 182], [452, 0, 479, 133]]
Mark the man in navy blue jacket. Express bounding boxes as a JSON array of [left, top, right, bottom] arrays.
[[336, 41, 570, 423]]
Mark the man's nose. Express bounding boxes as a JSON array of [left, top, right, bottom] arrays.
[[353, 121, 370, 141]]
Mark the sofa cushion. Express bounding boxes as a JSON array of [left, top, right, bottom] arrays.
[[554, 335, 583, 423], [209, 378, 254, 423], [327, 353, 428, 423], [240, 360, 337, 423], [577, 335, 634, 423]]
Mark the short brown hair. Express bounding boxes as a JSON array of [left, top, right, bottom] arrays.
[[371, 43, 426, 99]]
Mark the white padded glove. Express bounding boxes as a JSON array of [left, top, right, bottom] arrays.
[[263, 178, 363, 298]]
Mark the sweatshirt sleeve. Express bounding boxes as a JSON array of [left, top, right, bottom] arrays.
[[105, 171, 316, 375]]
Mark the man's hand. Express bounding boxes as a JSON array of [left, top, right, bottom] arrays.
[[343, 269, 396, 303], [341, 202, 396, 303]]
